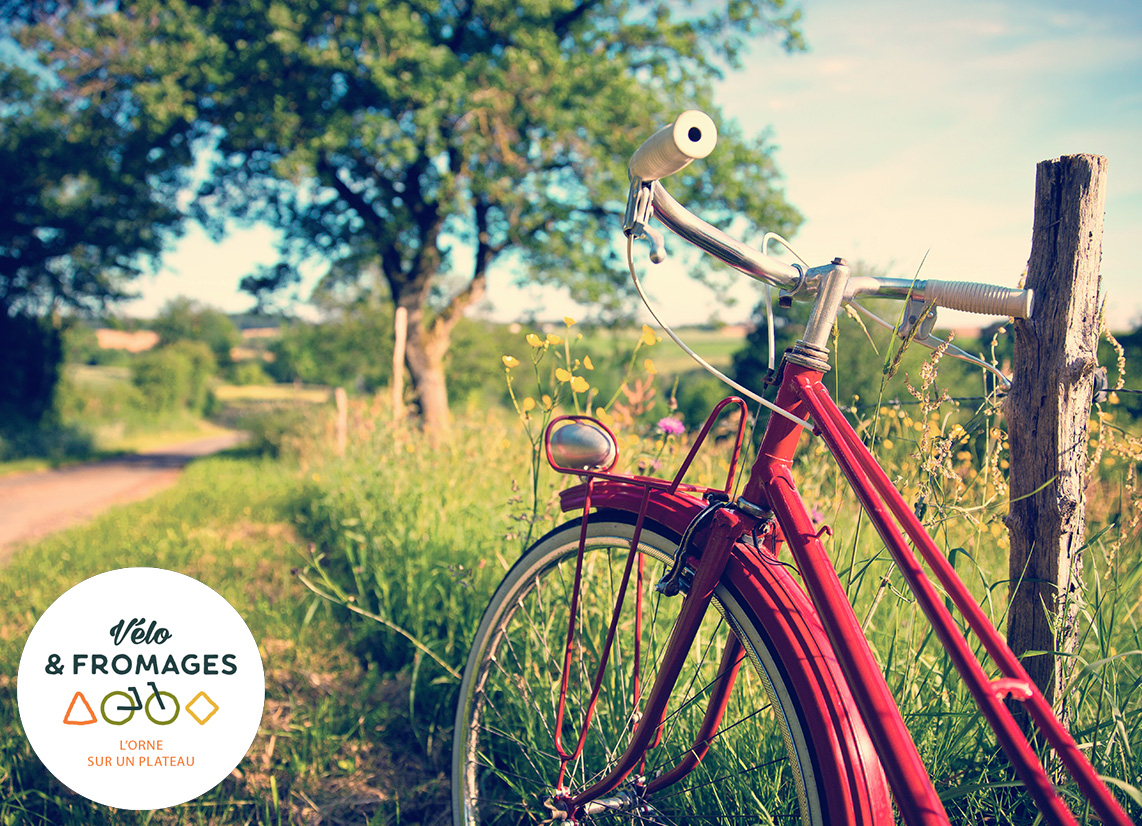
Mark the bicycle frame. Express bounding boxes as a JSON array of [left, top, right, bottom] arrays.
[[544, 365, 1133, 826]]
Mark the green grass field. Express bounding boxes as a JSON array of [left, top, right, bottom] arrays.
[[0, 450, 447, 825], [2, 389, 1139, 824]]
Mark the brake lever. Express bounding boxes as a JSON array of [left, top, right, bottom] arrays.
[[848, 301, 1013, 390], [622, 179, 667, 263]]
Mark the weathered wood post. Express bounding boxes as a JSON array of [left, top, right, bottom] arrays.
[[335, 386, 348, 456], [392, 306, 408, 422], [1005, 154, 1108, 722]]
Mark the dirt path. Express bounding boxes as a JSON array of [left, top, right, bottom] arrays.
[[0, 432, 246, 560]]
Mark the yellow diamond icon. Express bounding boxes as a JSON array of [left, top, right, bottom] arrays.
[[186, 691, 219, 725]]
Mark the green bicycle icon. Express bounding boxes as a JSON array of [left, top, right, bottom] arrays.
[[100, 682, 179, 726]]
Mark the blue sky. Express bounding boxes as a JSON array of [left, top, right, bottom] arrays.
[[125, 0, 1142, 330]]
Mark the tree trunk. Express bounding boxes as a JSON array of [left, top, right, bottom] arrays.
[[403, 305, 452, 436], [1005, 153, 1107, 724]]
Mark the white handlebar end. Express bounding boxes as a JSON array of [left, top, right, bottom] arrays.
[[925, 280, 1034, 319], [629, 111, 718, 182]]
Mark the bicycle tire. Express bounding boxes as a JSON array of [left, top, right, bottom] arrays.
[[453, 512, 843, 826]]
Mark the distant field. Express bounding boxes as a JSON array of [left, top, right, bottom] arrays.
[[66, 363, 131, 386], [581, 325, 747, 375], [213, 383, 331, 404]]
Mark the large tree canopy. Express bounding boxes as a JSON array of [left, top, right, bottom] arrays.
[[0, 63, 189, 317], [19, 0, 805, 431], [0, 57, 189, 425]]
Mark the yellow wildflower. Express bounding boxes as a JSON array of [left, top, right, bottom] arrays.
[[522, 397, 536, 412], [502, 355, 520, 369], [583, 356, 594, 370], [641, 325, 657, 346], [542, 394, 554, 409], [547, 333, 563, 346], [570, 376, 589, 393], [564, 316, 575, 326], [526, 333, 543, 348], [555, 368, 572, 382], [644, 358, 657, 375]]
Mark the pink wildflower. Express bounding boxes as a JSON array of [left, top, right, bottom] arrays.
[[657, 417, 685, 436]]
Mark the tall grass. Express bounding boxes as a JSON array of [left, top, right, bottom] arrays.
[[292, 325, 1142, 823], [0, 451, 445, 826], [5, 347, 1138, 823], [294, 408, 535, 762]]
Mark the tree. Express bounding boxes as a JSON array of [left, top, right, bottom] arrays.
[[0, 59, 189, 425], [20, 0, 805, 432], [151, 296, 242, 371]]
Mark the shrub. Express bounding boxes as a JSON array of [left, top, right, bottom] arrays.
[[228, 360, 271, 386], [131, 340, 216, 414]]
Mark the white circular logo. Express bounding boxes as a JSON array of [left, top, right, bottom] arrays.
[[17, 568, 265, 810]]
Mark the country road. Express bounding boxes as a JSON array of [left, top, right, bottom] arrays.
[[0, 432, 246, 560]]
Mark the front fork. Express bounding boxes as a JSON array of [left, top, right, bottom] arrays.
[[547, 480, 755, 821]]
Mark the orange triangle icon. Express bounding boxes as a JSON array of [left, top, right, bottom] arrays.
[[63, 691, 97, 725]]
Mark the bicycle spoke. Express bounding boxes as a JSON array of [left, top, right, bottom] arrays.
[[458, 522, 822, 826], [655, 755, 790, 802]]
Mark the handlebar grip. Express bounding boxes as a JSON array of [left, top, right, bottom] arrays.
[[629, 111, 718, 182], [923, 280, 1034, 318]]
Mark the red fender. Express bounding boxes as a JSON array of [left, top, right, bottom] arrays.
[[559, 480, 893, 826]]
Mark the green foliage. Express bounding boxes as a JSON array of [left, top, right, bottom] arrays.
[[0, 311, 62, 426], [268, 303, 395, 391], [239, 403, 314, 459], [227, 359, 270, 386], [267, 310, 521, 404], [296, 415, 519, 755], [0, 54, 188, 423], [17, 0, 805, 422], [444, 317, 522, 405], [150, 296, 242, 370], [0, 62, 187, 317], [131, 340, 217, 414], [0, 455, 404, 825], [733, 296, 989, 417], [55, 365, 145, 424], [59, 320, 102, 366], [1101, 324, 1142, 419], [673, 370, 734, 429]]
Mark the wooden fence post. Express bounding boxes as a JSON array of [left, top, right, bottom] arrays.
[[335, 386, 348, 456], [1005, 154, 1108, 721], [392, 306, 408, 423]]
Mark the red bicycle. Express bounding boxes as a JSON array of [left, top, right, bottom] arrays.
[[451, 112, 1134, 826]]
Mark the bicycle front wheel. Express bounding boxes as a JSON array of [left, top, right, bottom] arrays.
[[453, 512, 829, 826]]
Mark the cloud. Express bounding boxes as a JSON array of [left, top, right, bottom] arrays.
[[711, 0, 1142, 327]]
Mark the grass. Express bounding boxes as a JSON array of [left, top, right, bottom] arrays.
[[579, 324, 744, 376], [294, 389, 1142, 823], [212, 384, 331, 405], [3, 376, 1140, 824], [0, 449, 447, 826]]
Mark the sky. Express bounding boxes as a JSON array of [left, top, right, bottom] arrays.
[[124, 0, 1142, 331]]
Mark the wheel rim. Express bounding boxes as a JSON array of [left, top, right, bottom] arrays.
[[457, 522, 818, 826]]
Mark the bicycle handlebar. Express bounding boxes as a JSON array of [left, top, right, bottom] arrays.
[[630, 113, 1034, 320], [629, 111, 718, 181], [649, 182, 803, 289], [921, 279, 1033, 318]]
